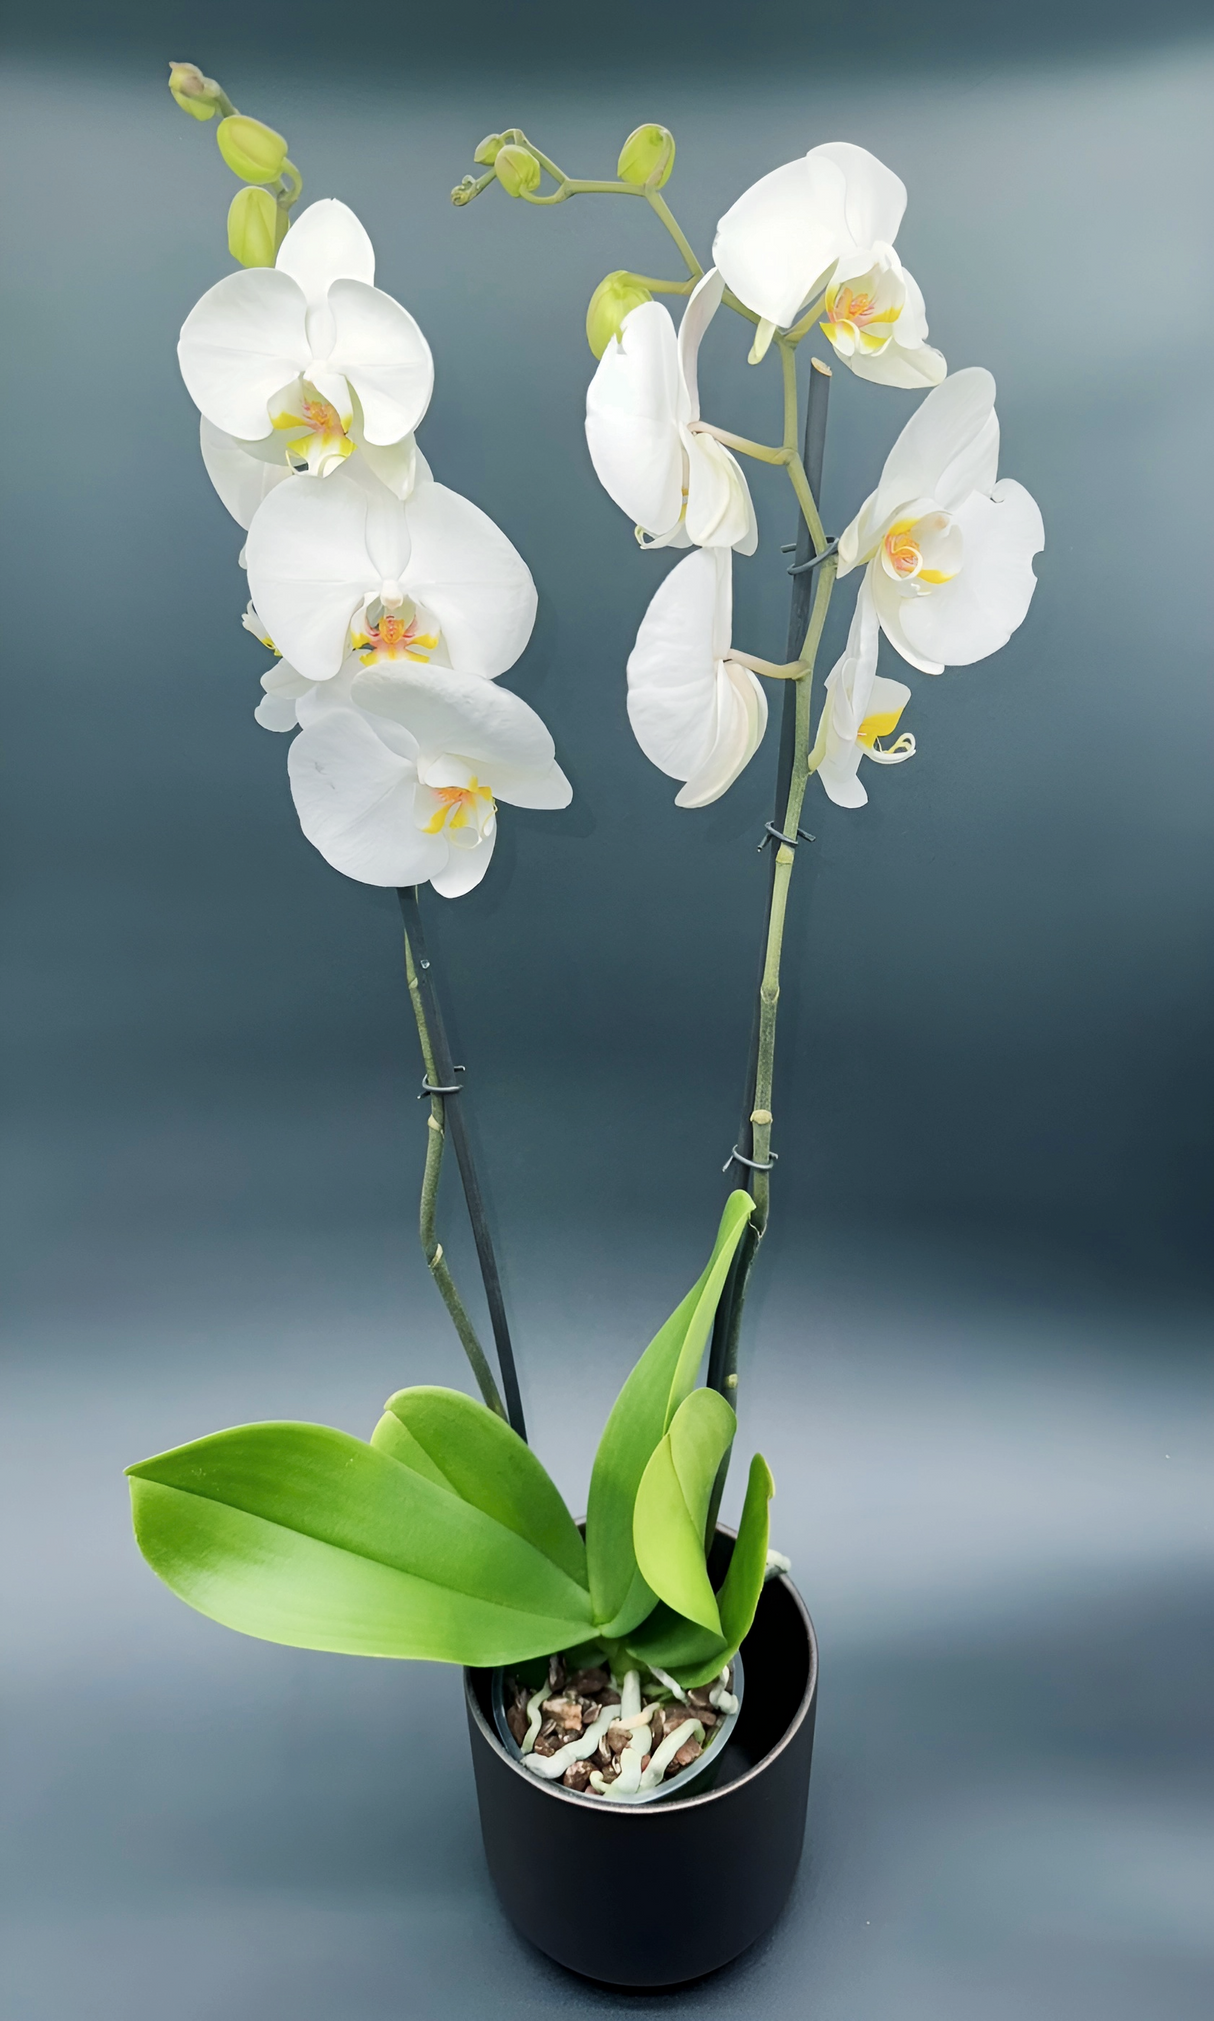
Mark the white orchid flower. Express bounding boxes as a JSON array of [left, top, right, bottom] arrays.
[[626, 547, 767, 807], [286, 663, 570, 897], [178, 199, 434, 462], [244, 461, 537, 684], [812, 584, 915, 808], [584, 270, 757, 554], [713, 141, 944, 383], [838, 367, 1044, 674]]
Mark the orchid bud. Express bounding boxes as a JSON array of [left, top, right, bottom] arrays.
[[494, 144, 541, 198], [227, 185, 282, 268], [617, 124, 675, 189], [216, 114, 290, 184], [585, 272, 652, 359], [473, 133, 505, 166], [168, 61, 222, 121]]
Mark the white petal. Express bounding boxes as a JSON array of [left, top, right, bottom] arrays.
[[824, 582, 880, 741], [683, 430, 758, 553], [846, 339, 948, 390], [199, 417, 293, 528], [626, 546, 765, 803], [328, 279, 434, 445], [935, 411, 1000, 515], [808, 143, 906, 254], [245, 473, 377, 682], [254, 692, 301, 731], [178, 269, 308, 439], [871, 368, 997, 528], [584, 303, 685, 539], [676, 267, 725, 423], [352, 426, 419, 501], [894, 479, 1044, 668], [713, 153, 848, 328], [287, 705, 444, 887], [676, 661, 768, 807], [816, 709, 868, 807], [867, 560, 945, 674], [275, 199, 375, 304], [351, 661, 568, 807], [431, 829, 496, 898], [401, 483, 537, 677]]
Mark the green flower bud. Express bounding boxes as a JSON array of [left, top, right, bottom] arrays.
[[216, 114, 290, 185], [473, 133, 505, 166], [617, 124, 675, 188], [494, 144, 541, 198], [228, 185, 281, 268], [585, 271, 653, 359], [168, 61, 221, 121]]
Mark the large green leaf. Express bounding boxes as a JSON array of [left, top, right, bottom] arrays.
[[370, 1385, 587, 1588], [626, 1452, 775, 1687], [127, 1421, 596, 1664], [633, 1388, 737, 1634], [585, 1191, 754, 1636]]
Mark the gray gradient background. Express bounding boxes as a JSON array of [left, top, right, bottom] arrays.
[[3, 3, 1213, 2015]]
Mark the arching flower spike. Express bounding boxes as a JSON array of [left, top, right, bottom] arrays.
[[838, 367, 1044, 674], [713, 141, 944, 383], [287, 663, 571, 897], [178, 199, 434, 456], [812, 584, 915, 808], [244, 462, 537, 683], [584, 270, 757, 553], [626, 547, 767, 806]]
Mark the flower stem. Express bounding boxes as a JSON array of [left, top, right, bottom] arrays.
[[397, 888, 526, 1438], [706, 358, 835, 1471]]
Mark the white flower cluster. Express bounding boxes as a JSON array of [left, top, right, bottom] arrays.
[[585, 142, 1045, 810], [179, 198, 570, 895]]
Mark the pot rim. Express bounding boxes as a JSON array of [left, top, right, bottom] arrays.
[[464, 1565, 818, 1821]]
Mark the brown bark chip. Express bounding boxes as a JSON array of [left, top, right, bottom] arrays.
[[568, 1668, 610, 1697], [562, 1760, 593, 1792], [542, 1697, 583, 1733], [547, 1655, 567, 1694], [687, 1687, 715, 1711], [668, 1737, 703, 1775], [649, 1707, 665, 1748], [505, 1695, 528, 1746], [606, 1723, 632, 1756]]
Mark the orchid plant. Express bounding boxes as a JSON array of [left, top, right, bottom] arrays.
[[128, 74, 1042, 1786]]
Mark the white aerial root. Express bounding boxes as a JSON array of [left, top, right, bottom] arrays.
[[590, 1707, 654, 1798], [523, 1699, 620, 1781], [519, 1684, 548, 1757], [709, 1665, 739, 1716], [648, 1665, 690, 1703], [637, 1718, 706, 1792]]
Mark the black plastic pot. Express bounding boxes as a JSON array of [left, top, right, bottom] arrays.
[[464, 1533, 818, 1988]]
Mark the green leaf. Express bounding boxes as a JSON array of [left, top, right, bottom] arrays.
[[626, 1451, 775, 1687], [585, 1191, 754, 1636], [633, 1388, 737, 1634], [370, 1386, 587, 1588], [126, 1421, 596, 1665]]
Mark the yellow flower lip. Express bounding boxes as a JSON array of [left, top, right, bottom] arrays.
[[420, 777, 496, 836], [354, 606, 440, 664]]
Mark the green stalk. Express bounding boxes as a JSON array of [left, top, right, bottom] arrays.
[[705, 356, 836, 1530]]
